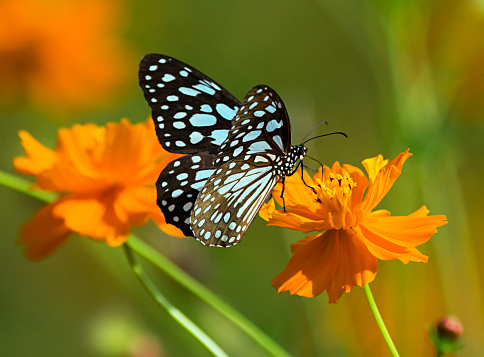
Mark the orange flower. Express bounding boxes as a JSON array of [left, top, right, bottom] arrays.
[[260, 149, 448, 303], [14, 118, 183, 261], [0, 0, 131, 112]]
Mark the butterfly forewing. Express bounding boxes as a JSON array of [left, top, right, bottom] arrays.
[[139, 54, 240, 155], [157, 155, 218, 236], [215, 85, 292, 165], [190, 158, 278, 246]]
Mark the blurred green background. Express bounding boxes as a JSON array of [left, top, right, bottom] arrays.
[[1, 0, 483, 356]]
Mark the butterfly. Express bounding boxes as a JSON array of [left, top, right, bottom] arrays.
[[139, 54, 307, 247]]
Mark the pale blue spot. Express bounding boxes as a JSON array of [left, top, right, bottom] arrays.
[[216, 103, 237, 121], [256, 122, 264, 129], [172, 189, 183, 198], [221, 235, 228, 242], [151, 98, 157, 102], [241, 164, 250, 170], [195, 170, 213, 181], [249, 102, 258, 109], [177, 173, 188, 180], [198, 219, 205, 227], [248, 141, 272, 153], [191, 181, 204, 191], [204, 231, 211, 240], [190, 113, 217, 127], [191, 156, 201, 163], [175, 141, 186, 147], [210, 130, 229, 145], [189, 132, 203, 144], [200, 104, 213, 113], [174, 112, 186, 119], [149, 65, 158, 71], [173, 121, 186, 129], [272, 135, 283, 150], [224, 172, 245, 184], [167, 95, 178, 101], [266, 119, 283, 132], [233, 147, 243, 157], [162, 74, 175, 82], [242, 130, 261, 142], [254, 111, 265, 117], [179, 87, 200, 96], [145, 75, 152, 80], [266, 105, 276, 113], [229, 222, 236, 230], [180, 70, 189, 77], [185, 105, 193, 110], [161, 105, 169, 110], [157, 83, 164, 88], [193, 84, 216, 95], [215, 230, 221, 238], [223, 213, 231, 223]]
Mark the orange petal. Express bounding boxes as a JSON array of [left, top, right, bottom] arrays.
[[362, 154, 388, 184], [114, 186, 157, 224], [360, 149, 412, 212], [53, 194, 129, 246], [271, 169, 318, 212], [363, 206, 448, 247], [266, 211, 327, 232], [356, 224, 428, 262], [259, 198, 276, 221], [13, 130, 57, 176], [272, 229, 377, 303], [18, 202, 72, 261]]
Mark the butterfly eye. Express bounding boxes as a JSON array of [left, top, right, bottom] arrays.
[[139, 54, 305, 246]]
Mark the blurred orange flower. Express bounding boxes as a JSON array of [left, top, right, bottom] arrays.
[[0, 0, 131, 112], [260, 150, 448, 303], [14, 118, 183, 261]]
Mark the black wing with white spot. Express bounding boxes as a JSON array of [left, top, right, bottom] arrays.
[[156, 155, 216, 236], [190, 158, 278, 246], [215, 85, 292, 166], [139, 54, 240, 155]]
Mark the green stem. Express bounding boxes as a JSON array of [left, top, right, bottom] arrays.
[[0, 170, 55, 202], [127, 235, 291, 357], [364, 284, 400, 357], [0, 170, 290, 357], [123, 244, 228, 357]]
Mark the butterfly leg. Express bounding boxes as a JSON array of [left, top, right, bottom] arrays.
[[280, 177, 287, 212]]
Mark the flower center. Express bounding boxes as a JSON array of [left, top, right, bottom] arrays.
[[313, 172, 358, 230], [316, 172, 356, 200]]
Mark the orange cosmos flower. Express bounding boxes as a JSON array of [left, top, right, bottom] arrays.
[[260, 149, 448, 303], [0, 0, 131, 112], [14, 118, 183, 261]]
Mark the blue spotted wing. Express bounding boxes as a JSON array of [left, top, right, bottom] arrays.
[[191, 86, 304, 246], [139, 54, 241, 236], [139, 54, 240, 155]]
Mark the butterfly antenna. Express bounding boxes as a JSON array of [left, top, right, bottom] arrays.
[[300, 119, 328, 144], [305, 154, 325, 168], [302, 131, 347, 146]]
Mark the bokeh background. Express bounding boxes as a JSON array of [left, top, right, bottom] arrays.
[[1, 0, 483, 356]]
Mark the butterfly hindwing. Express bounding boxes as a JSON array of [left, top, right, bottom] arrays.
[[139, 54, 241, 155], [156, 155, 217, 236], [190, 157, 277, 246]]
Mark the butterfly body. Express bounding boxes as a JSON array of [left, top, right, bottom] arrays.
[[139, 54, 306, 246]]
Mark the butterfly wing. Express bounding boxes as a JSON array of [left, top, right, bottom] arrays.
[[190, 158, 277, 246], [156, 154, 216, 236], [215, 85, 292, 165], [190, 85, 293, 246], [139, 54, 240, 155]]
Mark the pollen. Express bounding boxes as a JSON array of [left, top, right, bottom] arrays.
[[314, 172, 356, 200]]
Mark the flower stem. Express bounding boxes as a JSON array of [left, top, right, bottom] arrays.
[[364, 284, 400, 357], [123, 244, 228, 357], [0, 170, 56, 202], [127, 235, 291, 357]]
